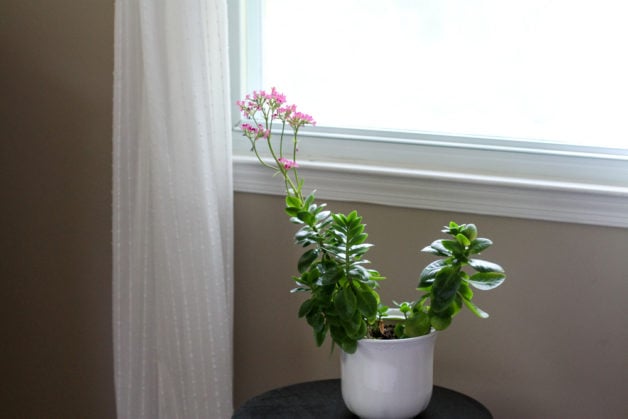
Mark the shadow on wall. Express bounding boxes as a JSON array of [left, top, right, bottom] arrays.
[[1, 1, 115, 417]]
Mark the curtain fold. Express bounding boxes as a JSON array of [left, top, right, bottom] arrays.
[[113, 1, 233, 418]]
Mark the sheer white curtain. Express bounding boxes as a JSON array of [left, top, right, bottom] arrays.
[[112, 1, 233, 418]]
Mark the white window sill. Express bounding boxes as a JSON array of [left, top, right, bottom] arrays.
[[232, 127, 628, 229]]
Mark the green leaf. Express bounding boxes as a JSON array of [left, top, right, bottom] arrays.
[[340, 339, 357, 354], [349, 243, 372, 257], [304, 193, 316, 208], [306, 311, 326, 332], [468, 259, 505, 273], [285, 195, 302, 209], [349, 265, 372, 282], [441, 239, 464, 254], [314, 326, 327, 346], [294, 226, 315, 244], [421, 240, 451, 257], [297, 249, 319, 274], [394, 323, 406, 338], [456, 233, 471, 247], [404, 311, 431, 337], [430, 267, 462, 314], [418, 259, 447, 288], [334, 288, 357, 318], [460, 223, 478, 240], [462, 297, 489, 319], [468, 238, 492, 255], [315, 210, 331, 222], [353, 319, 367, 340], [348, 223, 366, 240], [297, 210, 315, 225], [468, 271, 506, 290], [285, 206, 301, 217], [342, 311, 366, 339], [319, 264, 341, 286], [298, 299, 314, 318], [355, 287, 378, 318], [444, 221, 459, 234], [430, 314, 452, 330], [458, 281, 474, 300]]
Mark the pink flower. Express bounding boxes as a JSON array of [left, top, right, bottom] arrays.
[[241, 123, 270, 140], [278, 157, 299, 169], [276, 104, 297, 121], [287, 111, 316, 130]]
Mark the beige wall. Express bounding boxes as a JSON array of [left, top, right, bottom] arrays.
[[1, 1, 115, 417], [235, 192, 628, 418], [2, 1, 627, 418]]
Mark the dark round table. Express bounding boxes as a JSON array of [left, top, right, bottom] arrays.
[[233, 379, 492, 418]]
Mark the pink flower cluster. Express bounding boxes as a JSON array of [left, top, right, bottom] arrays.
[[276, 104, 316, 130], [278, 157, 298, 169], [237, 87, 316, 131], [241, 122, 270, 141], [237, 88, 314, 176], [237, 87, 286, 119]]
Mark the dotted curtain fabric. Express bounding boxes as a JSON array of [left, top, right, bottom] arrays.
[[112, 1, 233, 418]]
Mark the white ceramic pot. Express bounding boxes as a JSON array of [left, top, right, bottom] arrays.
[[340, 329, 438, 419]]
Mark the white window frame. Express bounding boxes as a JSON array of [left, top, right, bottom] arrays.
[[227, 0, 628, 228]]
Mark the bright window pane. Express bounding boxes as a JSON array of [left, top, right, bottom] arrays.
[[260, 0, 628, 149]]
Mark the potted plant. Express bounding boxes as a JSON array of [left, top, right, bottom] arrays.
[[237, 88, 506, 418]]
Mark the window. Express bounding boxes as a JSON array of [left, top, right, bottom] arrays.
[[228, 0, 628, 228]]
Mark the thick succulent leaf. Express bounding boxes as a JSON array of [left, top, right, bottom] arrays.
[[285, 207, 301, 217], [458, 281, 474, 300], [441, 239, 464, 254], [418, 259, 447, 288], [468, 259, 505, 273], [404, 312, 431, 337], [348, 224, 366, 240], [340, 339, 358, 354], [304, 193, 316, 207], [430, 267, 463, 314], [285, 195, 302, 209], [352, 319, 367, 340], [315, 210, 331, 222], [297, 210, 315, 225], [342, 311, 366, 339], [355, 287, 379, 318], [306, 311, 325, 332], [468, 271, 506, 290], [468, 238, 492, 255], [460, 223, 478, 240], [461, 297, 489, 318], [430, 314, 452, 330], [294, 226, 316, 245], [319, 265, 341, 285], [329, 324, 357, 354], [349, 243, 373, 257], [349, 265, 372, 282], [314, 326, 327, 346], [456, 233, 471, 247], [421, 240, 451, 257], [334, 288, 357, 318], [298, 299, 315, 318], [297, 249, 319, 274]]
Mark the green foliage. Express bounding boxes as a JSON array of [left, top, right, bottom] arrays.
[[287, 192, 384, 354], [406, 221, 506, 334]]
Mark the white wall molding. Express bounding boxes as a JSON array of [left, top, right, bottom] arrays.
[[234, 156, 628, 228]]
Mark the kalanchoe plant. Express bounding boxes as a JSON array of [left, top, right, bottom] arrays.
[[237, 88, 506, 354], [392, 222, 506, 339]]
